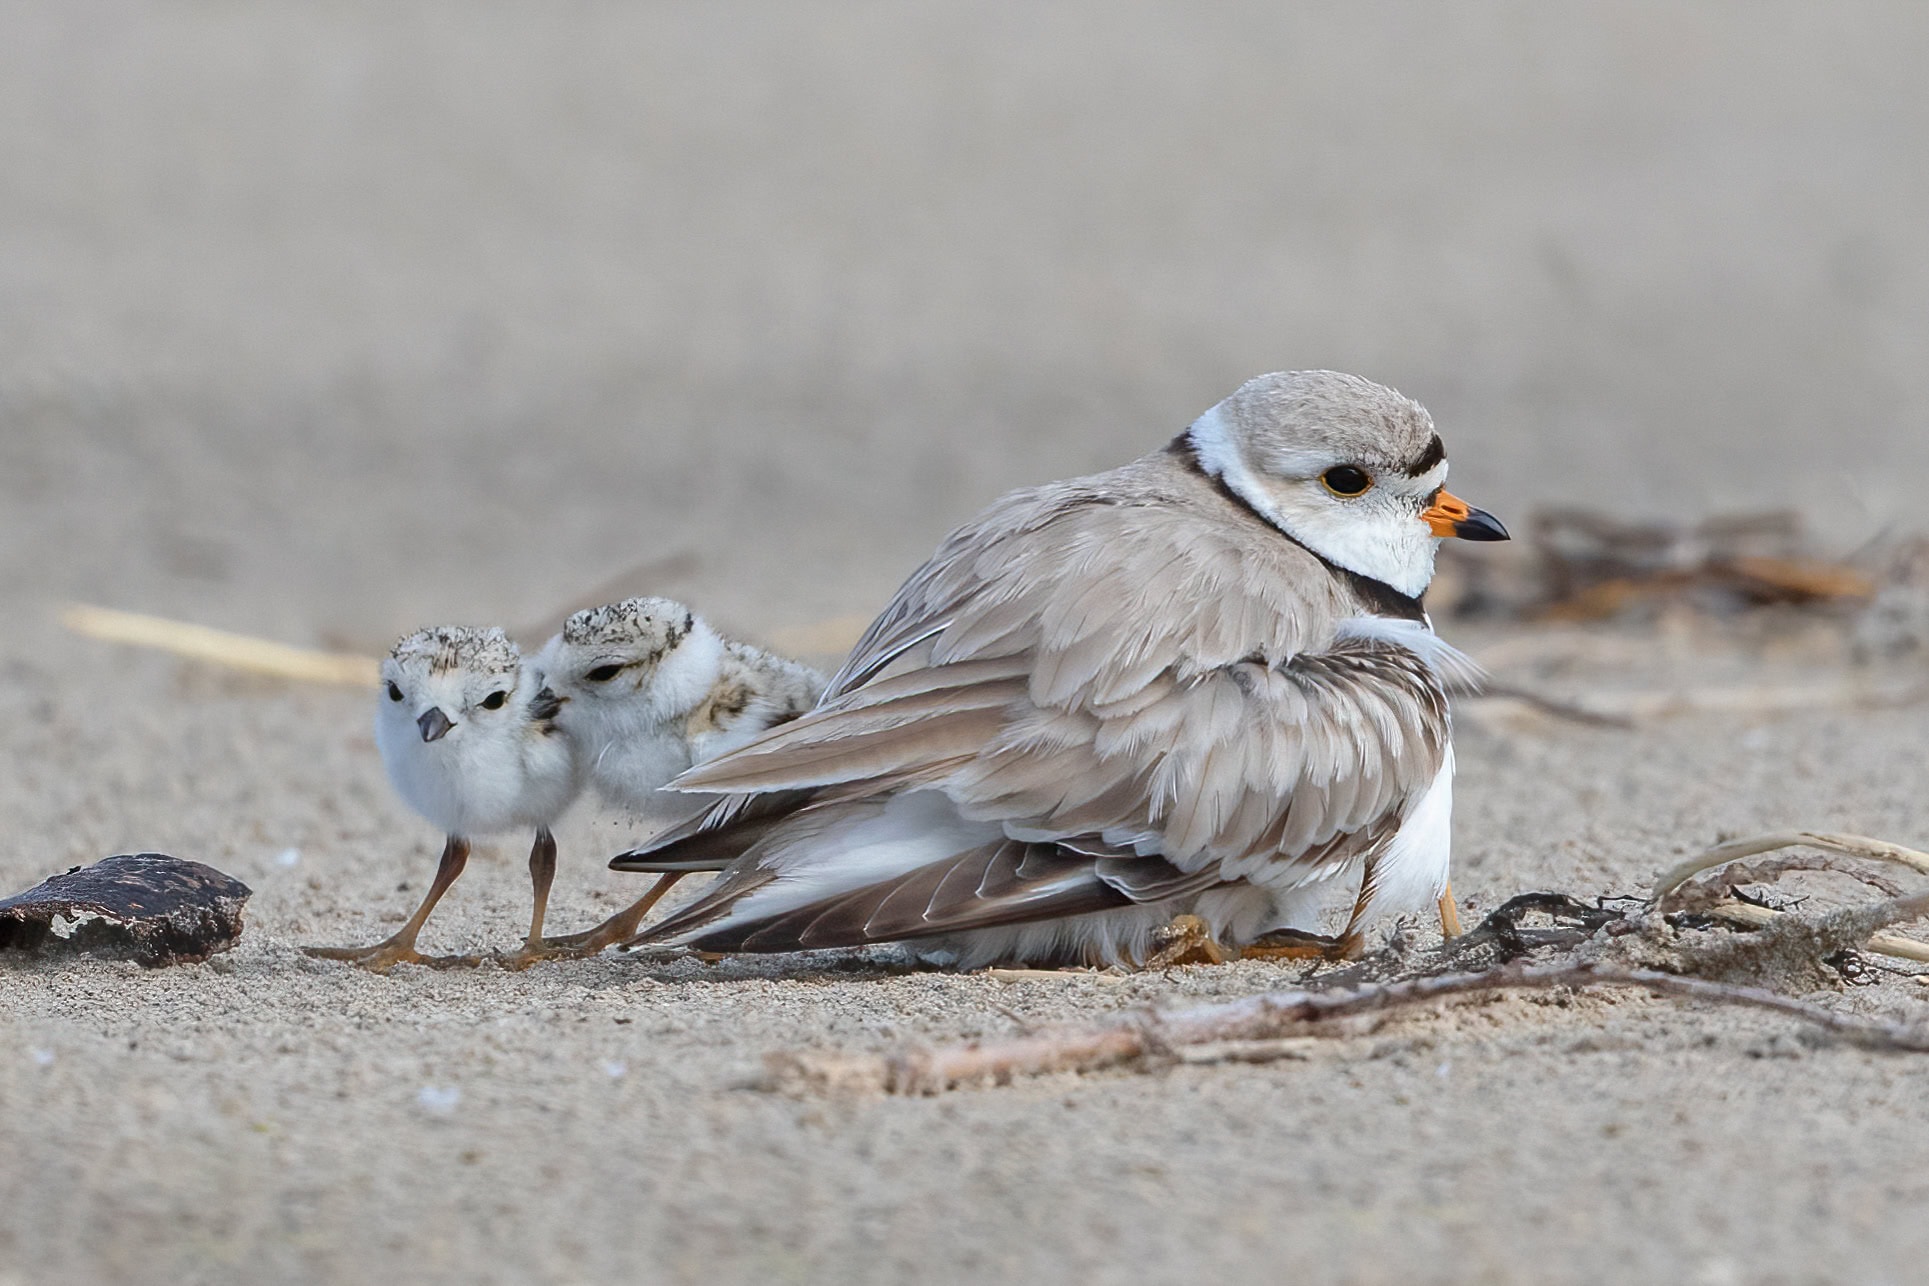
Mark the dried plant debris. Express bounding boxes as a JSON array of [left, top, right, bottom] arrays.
[[763, 961, 1929, 1097], [1651, 832, 1929, 971], [1431, 506, 1881, 623], [762, 832, 1929, 1096], [1532, 508, 1873, 620], [0, 853, 251, 967]]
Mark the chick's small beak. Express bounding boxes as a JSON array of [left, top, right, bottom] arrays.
[[1421, 489, 1510, 541], [417, 708, 455, 743]]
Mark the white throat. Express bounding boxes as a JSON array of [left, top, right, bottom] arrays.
[[1187, 402, 1439, 599]]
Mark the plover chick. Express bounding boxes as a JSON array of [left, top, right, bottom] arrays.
[[614, 370, 1509, 969], [531, 597, 826, 949], [305, 626, 582, 972]]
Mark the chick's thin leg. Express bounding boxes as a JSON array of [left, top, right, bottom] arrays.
[[560, 871, 690, 955], [496, 829, 570, 970], [500, 871, 690, 968], [305, 835, 475, 972]]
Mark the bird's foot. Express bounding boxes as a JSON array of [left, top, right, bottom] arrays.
[[1144, 914, 1228, 969], [1237, 928, 1362, 962], [303, 939, 487, 973], [498, 911, 663, 968], [493, 944, 566, 972], [491, 932, 613, 971]]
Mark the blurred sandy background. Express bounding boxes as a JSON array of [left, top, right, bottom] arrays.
[[2, 4, 1928, 1284], [5, 1, 1927, 644]]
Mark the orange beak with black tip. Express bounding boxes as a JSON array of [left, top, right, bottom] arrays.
[[1421, 490, 1509, 541]]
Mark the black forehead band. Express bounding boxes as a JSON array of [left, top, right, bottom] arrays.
[[1403, 434, 1446, 477]]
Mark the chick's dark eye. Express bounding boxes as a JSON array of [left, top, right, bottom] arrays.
[[1321, 465, 1373, 498], [386, 682, 404, 703], [585, 663, 624, 683], [480, 691, 508, 710]]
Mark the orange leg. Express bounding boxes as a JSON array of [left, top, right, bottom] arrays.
[[1247, 860, 1379, 962], [495, 828, 575, 971], [1438, 881, 1463, 938], [1239, 930, 1356, 962], [306, 835, 479, 972], [502, 871, 691, 967]]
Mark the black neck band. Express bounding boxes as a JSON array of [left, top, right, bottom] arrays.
[[1165, 432, 1428, 623]]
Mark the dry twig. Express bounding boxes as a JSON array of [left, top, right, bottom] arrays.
[[1652, 832, 1929, 967], [764, 829, 1929, 1095], [1697, 900, 1929, 965], [61, 604, 379, 687], [1654, 832, 1929, 905], [1660, 854, 1905, 915], [762, 961, 1929, 1095]]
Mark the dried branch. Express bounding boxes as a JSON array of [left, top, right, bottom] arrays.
[[762, 961, 1929, 1096], [1171, 1037, 1326, 1066], [1663, 854, 1906, 915], [1698, 899, 1929, 965], [1654, 832, 1929, 904]]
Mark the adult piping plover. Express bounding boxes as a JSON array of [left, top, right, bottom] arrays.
[[530, 597, 827, 950], [306, 627, 582, 971], [614, 370, 1508, 968]]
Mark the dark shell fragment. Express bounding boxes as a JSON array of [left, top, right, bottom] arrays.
[[0, 853, 251, 967]]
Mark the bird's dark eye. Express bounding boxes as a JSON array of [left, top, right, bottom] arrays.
[[585, 663, 624, 683], [1320, 466, 1373, 498], [480, 691, 509, 710], [387, 682, 404, 703]]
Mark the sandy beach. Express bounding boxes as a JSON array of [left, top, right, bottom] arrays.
[[3, 5, 1928, 1283]]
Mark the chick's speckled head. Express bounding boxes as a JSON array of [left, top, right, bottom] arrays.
[[378, 626, 527, 745], [537, 597, 706, 705]]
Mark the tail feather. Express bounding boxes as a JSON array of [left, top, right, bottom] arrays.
[[609, 789, 815, 872], [629, 796, 1222, 955], [653, 838, 1137, 953]]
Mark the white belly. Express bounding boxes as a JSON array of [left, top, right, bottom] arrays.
[[1358, 743, 1455, 927]]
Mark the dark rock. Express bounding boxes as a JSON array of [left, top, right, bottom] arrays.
[[0, 853, 251, 967]]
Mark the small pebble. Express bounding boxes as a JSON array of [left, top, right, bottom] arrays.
[[275, 848, 302, 869], [30, 1048, 54, 1067], [603, 1061, 628, 1080], [417, 1085, 462, 1116]]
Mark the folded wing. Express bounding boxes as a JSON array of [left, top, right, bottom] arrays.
[[623, 472, 1453, 951]]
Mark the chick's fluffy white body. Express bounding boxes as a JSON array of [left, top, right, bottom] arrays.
[[535, 598, 825, 814], [376, 628, 580, 839]]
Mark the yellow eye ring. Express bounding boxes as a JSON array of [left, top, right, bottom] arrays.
[[1321, 466, 1373, 497]]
